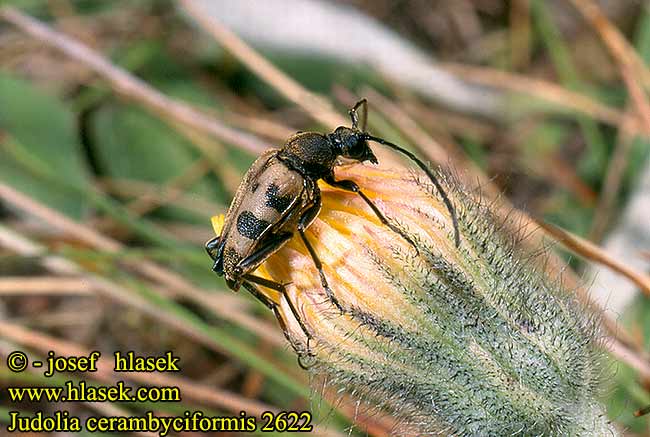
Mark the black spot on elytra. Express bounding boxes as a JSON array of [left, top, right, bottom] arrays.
[[237, 211, 270, 240], [265, 183, 293, 213], [251, 181, 260, 192]]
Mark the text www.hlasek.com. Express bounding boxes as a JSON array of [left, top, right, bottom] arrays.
[[7, 380, 180, 403]]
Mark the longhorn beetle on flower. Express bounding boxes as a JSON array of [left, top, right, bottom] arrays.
[[205, 99, 459, 352]]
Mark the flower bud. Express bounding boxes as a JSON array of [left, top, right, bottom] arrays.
[[212, 164, 616, 436]]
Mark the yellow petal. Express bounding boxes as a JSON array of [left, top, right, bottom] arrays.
[[210, 214, 225, 236]]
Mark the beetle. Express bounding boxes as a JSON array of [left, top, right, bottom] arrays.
[[206, 99, 459, 350]]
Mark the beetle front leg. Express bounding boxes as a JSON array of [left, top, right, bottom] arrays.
[[323, 174, 420, 253]]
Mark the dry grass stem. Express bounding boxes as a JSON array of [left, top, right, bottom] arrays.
[[402, 100, 497, 142], [99, 177, 225, 217], [361, 87, 450, 164], [542, 155, 597, 206], [588, 110, 637, 242], [180, 0, 347, 130], [0, 276, 92, 296], [224, 112, 296, 142], [0, 184, 285, 347], [441, 62, 635, 132], [0, 6, 268, 155], [170, 123, 243, 196], [568, 0, 650, 133], [0, 225, 239, 354], [537, 220, 650, 297], [125, 158, 212, 217], [606, 335, 650, 380], [620, 65, 650, 137], [509, 0, 532, 69]]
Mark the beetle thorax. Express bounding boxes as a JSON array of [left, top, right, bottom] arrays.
[[277, 132, 337, 179]]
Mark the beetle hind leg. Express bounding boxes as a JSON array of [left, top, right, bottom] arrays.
[[241, 280, 277, 311], [243, 273, 314, 355], [241, 281, 316, 367]]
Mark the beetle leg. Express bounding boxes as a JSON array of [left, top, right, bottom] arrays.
[[241, 281, 315, 364], [232, 232, 316, 349], [299, 230, 345, 314], [296, 200, 345, 314], [240, 280, 276, 310], [205, 236, 225, 275], [323, 174, 420, 254], [243, 273, 314, 350], [205, 236, 220, 260], [235, 232, 293, 275]]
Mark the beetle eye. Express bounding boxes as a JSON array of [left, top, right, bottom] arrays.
[[343, 136, 378, 164], [346, 138, 366, 158]]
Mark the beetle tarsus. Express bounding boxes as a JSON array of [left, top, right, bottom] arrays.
[[297, 351, 317, 370]]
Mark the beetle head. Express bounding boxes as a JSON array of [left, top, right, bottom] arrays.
[[331, 126, 378, 164]]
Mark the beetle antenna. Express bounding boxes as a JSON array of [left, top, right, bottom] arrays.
[[349, 99, 368, 132], [365, 134, 461, 248]]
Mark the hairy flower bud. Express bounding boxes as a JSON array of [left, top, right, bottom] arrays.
[[212, 164, 615, 437]]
